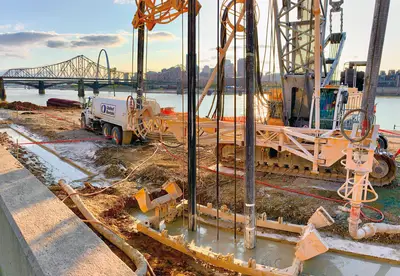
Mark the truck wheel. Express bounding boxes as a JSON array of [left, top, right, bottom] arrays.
[[81, 115, 86, 129], [377, 134, 388, 150], [102, 123, 112, 139], [112, 126, 122, 145]]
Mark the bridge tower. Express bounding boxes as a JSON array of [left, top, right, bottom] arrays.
[[38, 81, 45, 95], [78, 79, 85, 97], [0, 78, 5, 101]]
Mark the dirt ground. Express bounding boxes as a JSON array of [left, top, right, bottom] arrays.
[[1, 101, 400, 274]]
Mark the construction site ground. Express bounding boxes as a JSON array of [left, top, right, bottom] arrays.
[[1, 103, 400, 274]]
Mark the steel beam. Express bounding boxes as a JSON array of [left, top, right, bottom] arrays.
[[187, 0, 197, 231], [136, 1, 146, 110], [244, 0, 256, 249], [362, 0, 391, 118]]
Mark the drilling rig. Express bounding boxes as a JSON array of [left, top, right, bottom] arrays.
[[211, 0, 397, 186], [125, 0, 396, 186]]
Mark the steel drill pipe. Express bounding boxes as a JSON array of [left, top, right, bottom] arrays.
[[244, 0, 256, 249]]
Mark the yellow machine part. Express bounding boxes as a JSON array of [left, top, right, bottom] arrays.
[[265, 87, 284, 126], [132, 0, 201, 31]]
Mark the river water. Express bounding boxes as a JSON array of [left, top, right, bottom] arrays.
[[3, 88, 400, 130]]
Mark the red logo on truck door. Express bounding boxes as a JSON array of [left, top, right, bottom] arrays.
[[100, 103, 116, 117]]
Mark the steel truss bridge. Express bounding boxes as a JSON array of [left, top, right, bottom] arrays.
[[0, 54, 178, 96]]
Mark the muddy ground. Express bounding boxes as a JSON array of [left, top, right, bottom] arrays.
[[1, 103, 400, 274]]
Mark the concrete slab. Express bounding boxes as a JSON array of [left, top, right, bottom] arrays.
[[0, 147, 135, 276]]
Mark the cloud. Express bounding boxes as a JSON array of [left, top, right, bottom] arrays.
[[0, 46, 28, 59], [0, 29, 173, 60], [0, 52, 27, 59], [46, 35, 124, 48], [0, 31, 126, 58], [71, 35, 123, 47], [14, 23, 24, 31], [0, 23, 25, 31], [0, 31, 56, 46], [46, 40, 69, 48], [148, 31, 176, 41], [0, 24, 12, 30]]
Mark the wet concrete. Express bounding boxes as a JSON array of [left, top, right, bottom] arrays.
[[131, 209, 400, 275]]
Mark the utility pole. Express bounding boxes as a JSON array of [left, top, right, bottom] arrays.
[[188, 0, 197, 231], [362, 0, 391, 118], [136, 1, 145, 110], [244, 0, 256, 249]]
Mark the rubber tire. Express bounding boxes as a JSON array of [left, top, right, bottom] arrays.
[[102, 123, 112, 139], [81, 114, 86, 129], [377, 134, 388, 150], [112, 126, 122, 145]]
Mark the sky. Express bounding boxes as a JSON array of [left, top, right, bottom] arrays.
[[0, 0, 399, 74]]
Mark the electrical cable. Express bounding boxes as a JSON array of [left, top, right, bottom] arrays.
[[181, 11, 185, 227], [216, 0, 221, 241], [233, 0, 237, 241], [196, 10, 201, 230], [62, 146, 158, 201], [131, 26, 135, 96], [144, 28, 149, 97]]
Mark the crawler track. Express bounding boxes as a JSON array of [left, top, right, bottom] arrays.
[[218, 145, 397, 187]]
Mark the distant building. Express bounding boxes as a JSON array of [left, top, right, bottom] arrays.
[[237, 58, 245, 77], [225, 63, 234, 78], [200, 65, 211, 78], [378, 69, 400, 87]]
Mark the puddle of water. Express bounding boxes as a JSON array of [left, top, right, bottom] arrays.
[[131, 209, 400, 275], [167, 218, 295, 269], [2, 127, 88, 186]]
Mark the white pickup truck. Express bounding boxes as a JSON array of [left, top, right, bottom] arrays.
[[81, 96, 160, 145]]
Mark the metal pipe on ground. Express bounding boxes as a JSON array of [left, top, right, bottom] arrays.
[[58, 179, 148, 276]]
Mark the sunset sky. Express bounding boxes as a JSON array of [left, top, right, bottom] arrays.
[[0, 0, 399, 74]]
